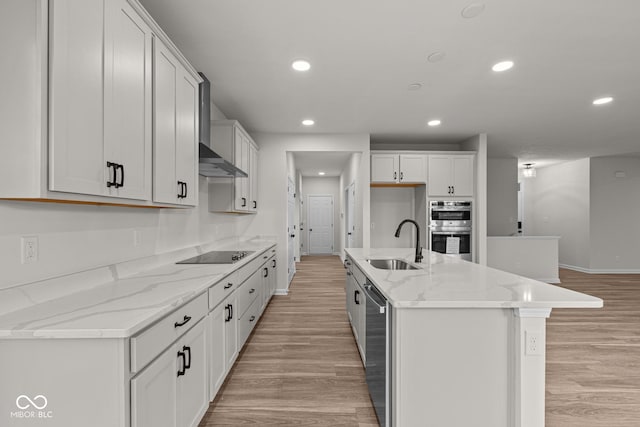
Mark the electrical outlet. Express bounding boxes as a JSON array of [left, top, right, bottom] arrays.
[[21, 236, 38, 264], [525, 330, 543, 356]]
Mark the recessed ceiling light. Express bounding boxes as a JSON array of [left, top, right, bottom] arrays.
[[593, 96, 613, 105], [291, 60, 311, 72], [427, 119, 442, 127], [492, 60, 514, 72], [407, 83, 422, 91], [301, 119, 315, 126], [318, 172, 326, 176], [461, 3, 486, 18], [427, 51, 446, 63]]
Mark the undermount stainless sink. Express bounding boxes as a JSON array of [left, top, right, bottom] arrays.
[[366, 258, 419, 270]]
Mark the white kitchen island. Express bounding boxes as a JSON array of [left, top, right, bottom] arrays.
[[344, 248, 602, 427]]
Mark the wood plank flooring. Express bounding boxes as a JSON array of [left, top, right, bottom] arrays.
[[200, 258, 640, 426], [199, 255, 378, 426], [546, 269, 640, 427]]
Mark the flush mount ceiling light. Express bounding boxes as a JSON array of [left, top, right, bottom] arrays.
[[301, 119, 315, 126], [427, 119, 442, 127], [593, 96, 613, 105], [407, 83, 423, 91], [318, 172, 326, 176], [427, 51, 446, 63], [291, 60, 311, 72], [522, 163, 536, 178], [461, 2, 486, 19], [492, 60, 514, 72]]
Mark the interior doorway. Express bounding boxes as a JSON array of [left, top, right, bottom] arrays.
[[287, 177, 296, 284], [307, 195, 334, 254]]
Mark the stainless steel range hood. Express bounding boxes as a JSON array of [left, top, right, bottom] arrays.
[[198, 72, 247, 178], [199, 143, 247, 177]]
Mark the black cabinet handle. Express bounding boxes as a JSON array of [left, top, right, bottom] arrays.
[[263, 267, 268, 278], [249, 288, 256, 294], [249, 315, 256, 322], [346, 271, 352, 276], [290, 234, 295, 238], [272, 259, 276, 268], [106, 162, 118, 187], [183, 345, 191, 370], [253, 200, 257, 209], [393, 171, 397, 180], [184, 182, 188, 198], [354, 290, 360, 304], [230, 304, 233, 320], [177, 181, 183, 198], [242, 197, 247, 207], [224, 283, 233, 290], [117, 164, 124, 188], [174, 315, 191, 328], [224, 304, 230, 322], [451, 185, 454, 195], [177, 351, 186, 377], [400, 171, 404, 181]]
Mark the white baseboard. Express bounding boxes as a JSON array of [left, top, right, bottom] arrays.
[[560, 264, 640, 274], [274, 289, 289, 296], [332, 252, 340, 256]]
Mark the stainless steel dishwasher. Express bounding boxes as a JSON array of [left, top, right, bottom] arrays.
[[364, 280, 392, 426]]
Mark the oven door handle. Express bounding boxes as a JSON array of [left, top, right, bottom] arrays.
[[431, 231, 471, 235]]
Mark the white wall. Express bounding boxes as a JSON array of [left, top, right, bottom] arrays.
[[370, 188, 414, 248], [589, 156, 640, 271], [523, 158, 591, 270], [487, 158, 518, 236], [300, 176, 341, 255], [461, 134, 488, 265], [246, 134, 370, 293]]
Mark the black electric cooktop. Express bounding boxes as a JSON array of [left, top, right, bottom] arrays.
[[176, 250, 254, 264]]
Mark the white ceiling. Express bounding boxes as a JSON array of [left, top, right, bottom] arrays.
[[293, 152, 353, 177], [141, 0, 640, 169]]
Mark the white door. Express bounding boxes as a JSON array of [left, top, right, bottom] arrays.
[[308, 195, 334, 254], [287, 177, 296, 284], [345, 183, 356, 248], [176, 321, 208, 427]]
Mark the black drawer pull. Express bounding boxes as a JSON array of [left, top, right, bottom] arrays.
[[224, 283, 233, 289], [106, 162, 118, 187], [174, 315, 192, 328], [249, 288, 256, 294], [354, 290, 360, 305], [263, 267, 268, 278], [253, 200, 257, 209], [117, 164, 124, 188], [177, 351, 186, 377], [242, 197, 247, 207], [249, 315, 256, 322], [224, 304, 231, 322], [272, 259, 276, 268], [183, 345, 191, 369]]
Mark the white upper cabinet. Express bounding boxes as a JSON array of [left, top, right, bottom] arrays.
[[210, 120, 259, 214], [4, 0, 200, 206], [49, 0, 107, 196], [153, 39, 198, 206], [371, 153, 426, 184], [428, 154, 475, 197], [103, 0, 153, 200]]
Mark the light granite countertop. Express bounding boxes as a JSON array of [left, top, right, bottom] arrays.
[[0, 239, 276, 339], [345, 248, 603, 309]]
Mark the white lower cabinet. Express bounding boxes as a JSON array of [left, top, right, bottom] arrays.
[[345, 257, 366, 363], [207, 302, 227, 401], [132, 319, 207, 427]]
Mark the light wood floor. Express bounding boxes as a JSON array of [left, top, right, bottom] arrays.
[[199, 255, 378, 426], [200, 258, 640, 426], [546, 269, 640, 426]]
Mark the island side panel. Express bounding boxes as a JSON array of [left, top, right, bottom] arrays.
[[0, 338, 129, 427], [393, 307, 510, 426]]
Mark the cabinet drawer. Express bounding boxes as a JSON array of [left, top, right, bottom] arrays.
[[348, 258, 366, 286], [237, 250, 269, 284], [236, 270, 261, 318], [238, 297, 260, 348], [131, 292, 207, 373], [208, 271, 238, 310]]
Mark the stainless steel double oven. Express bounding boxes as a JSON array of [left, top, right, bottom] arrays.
[[429, 201, 472, 261]]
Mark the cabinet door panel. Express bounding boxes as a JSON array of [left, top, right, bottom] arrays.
[[131, 345, 177, 427], [104, 0, 152, 200], [399, 154, 426, 183], [427, 156, 453, 196], [152, 42, 178, 204], [225, 295, 238, 367], [452, 156, 474, 196], [233, 133, 248, 211], [249, 144, 258, 212], [49, 0, 106, 196], [176, 70, 198, 206], [208, 304, 226, 401], [371, 154, 398, 183], [177, 321, 208, 427]]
